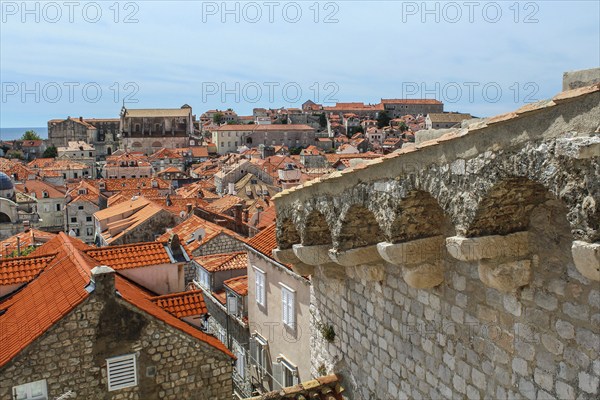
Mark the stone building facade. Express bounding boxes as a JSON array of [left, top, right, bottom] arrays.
[[48, 117, 120, 158], [120, 106, 194, 155], [272, 83, 600, 399], [0, 263, 234, 400]]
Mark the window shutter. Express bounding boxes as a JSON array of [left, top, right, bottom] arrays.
[[250, 337, 258, 367], [107, 354, 137, 391], [272, 361, 283, 390], [281, 289, 289, 324], [227, 294, 238, 315], [289, 291, 295, 327]]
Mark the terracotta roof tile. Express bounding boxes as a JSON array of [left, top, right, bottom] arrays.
[[224, 275, 248, 296], [85, 242, 172, 270], [0, 229, 56, 258], [246, 224, 277, 258], [244, 374, 344, 400], [552, 83, 600, 103], [150, 289, 207, 318], [158, 215, 244, 256], [0, 233, 94, 368], [115, 276, 233, 357], [0, 232, 233, 367], [0, 254, 56, 285], [195, 252, 248, 272]]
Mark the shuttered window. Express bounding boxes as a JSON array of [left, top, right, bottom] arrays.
[[107, 354, 137, 391], [255, 268, 265, 306], [281, 285, 295, 328]]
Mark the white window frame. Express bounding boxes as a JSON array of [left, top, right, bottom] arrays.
[[254, 266, 266, 307], [235, 346, 246, 380], [106, 353, 138, 391], [12, 379, 47, 400], [197, 267, 210, 289], [251, 333, 268, 374], [279, 356, 299, 387], [280, 283, 295, 329]]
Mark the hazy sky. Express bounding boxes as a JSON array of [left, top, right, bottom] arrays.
[[1, 1, 598, 127]]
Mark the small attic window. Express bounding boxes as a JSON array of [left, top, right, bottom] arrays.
[[42, 191, 49, 198]]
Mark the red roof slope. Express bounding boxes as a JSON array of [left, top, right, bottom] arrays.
[[85, 242, 172, 270], [116, 277, 232, 357], [194, 252, 248, 272], [151, 290, 207, 318], [224, 275, 248, 296], [0, 254, 57, 286], [0, 233, 95, 367], [0, 233, 233, 368]]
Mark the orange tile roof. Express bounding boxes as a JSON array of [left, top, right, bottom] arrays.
[[246, 224, 277, 257], [212, 289, 226, 305], [215, 124, 314, 131], [0, 254, 57, 285], [98, 177, 171, 192], [224, 275, 248, 296], [15, 179, 66, 199], [115, 276, 233, 357], [158, 215, 244, 256], [148, 147, 184, 160], [94, 197, 168, 244], [205, 195, 244, 214], [0, 232, 232, 368], [0, 229, 57, 258], [151, 289, 207, 318], [157, 166, 185, 175], [85, 242, 172, 270], [0, 158, 34, 181], [246, 374, 344, 400], [0, 233, 95, 368], [195, 252, 248, 272], [381, 98, 443, 105], [249, 205, 277, 231]]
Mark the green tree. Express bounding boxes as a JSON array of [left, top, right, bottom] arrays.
[[9, 245, 36, 258], [21, 130, 41, 140], [280, 117, 288, 124], [318, 113, 327, 128], [212, 112, 224, 124], [399, 121, 409, 132], [6, 150, 24, 160], [376, 111, 391, 129], [43, 145, 58, 158]]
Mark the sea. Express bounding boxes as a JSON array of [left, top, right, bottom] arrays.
[[0, 127, 48, 141]]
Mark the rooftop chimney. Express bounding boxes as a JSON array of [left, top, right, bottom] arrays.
[[91, 266, 115, 297]]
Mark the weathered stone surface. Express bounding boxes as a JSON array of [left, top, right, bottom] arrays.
[[274, 85, 600, 400], [272, 247, 301, 264], [403, 263, 445, 289], [446, 232, 530, 262], [377, 236, 445, 266], [292, 244, 332, 266], [329, 245, 380, 267], [571, 240, 600, 281], [478, 259, 532, 292], [556, 136, 600, 159]]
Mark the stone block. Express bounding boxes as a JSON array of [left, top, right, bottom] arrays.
[[272, 247, 301, 264], [292, 244, 332, 266], [403, 263, 445, 289], [479, 259, 531, 291], [329, 244, 381, 267], [446, 232, 530, 262], [377, 236, 444, 267], [571, 241, 600, 281]]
